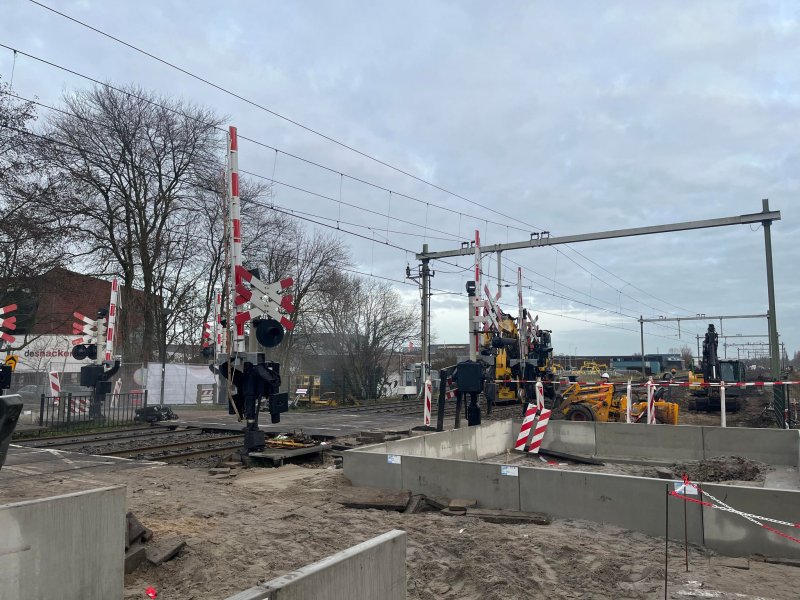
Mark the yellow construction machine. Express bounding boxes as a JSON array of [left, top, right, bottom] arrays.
[[481, 310, 521, 404], [556, 381, 679, 424]]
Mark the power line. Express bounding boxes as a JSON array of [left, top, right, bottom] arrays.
[[0, 45, 687, 321], [24, 0, 548, 228]]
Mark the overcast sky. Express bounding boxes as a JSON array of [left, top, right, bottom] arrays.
[[2, 1, 798, 359]]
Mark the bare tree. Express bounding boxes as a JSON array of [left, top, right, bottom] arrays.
[[311, 272, 419, 400], [38, 84, 223, 362], [0, 81, 72, 343]]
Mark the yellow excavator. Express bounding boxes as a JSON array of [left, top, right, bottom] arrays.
[[556, 381, 679, 424]]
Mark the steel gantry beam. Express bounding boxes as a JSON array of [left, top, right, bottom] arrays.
[[415, 205, 780, 261], [416, 201, 783, 400]]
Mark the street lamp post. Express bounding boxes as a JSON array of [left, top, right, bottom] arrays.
[[159, 307, 173, 406]]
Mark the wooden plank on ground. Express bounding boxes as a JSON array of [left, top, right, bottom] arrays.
[[335, 486, 411, 511]]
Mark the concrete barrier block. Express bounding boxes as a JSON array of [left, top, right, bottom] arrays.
[[401, 456, 520, 510], [474, 420, 515, 459], [227, 530, 406, 600], [385, 436, 426, 456], [423, 426, 477, 460], [519, 468, 703, 543], [595, 422, 703, 462], [343, 450, 403, 489], [702, 427, 800, 466], [0, 486, 126, 600], [355, 442, 389, 453], [701, 483, 800, 559], [541, 421, 596, 456]]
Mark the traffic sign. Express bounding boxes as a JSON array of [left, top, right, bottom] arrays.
[[4, 355, 18, 371]]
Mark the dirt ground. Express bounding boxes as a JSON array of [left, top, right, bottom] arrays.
[[5, 458, 799, 600]]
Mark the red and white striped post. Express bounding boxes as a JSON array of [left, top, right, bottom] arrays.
[[514, 401, 537, 450], [103, 277, 118, 362], [646, 377, 656, 424], [720, 381, 726, 428], [110, 377, 122, 408], [227, 126, 245, 353], [528, 379, 551, 454], [48, 371, 60, 397], [423, 377, 432, 426], [626, 379, 632, 423]]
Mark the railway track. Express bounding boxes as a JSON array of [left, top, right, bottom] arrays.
[[16, 428, 245, 464]]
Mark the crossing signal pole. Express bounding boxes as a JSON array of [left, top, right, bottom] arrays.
[[218, 126, 296, 452]]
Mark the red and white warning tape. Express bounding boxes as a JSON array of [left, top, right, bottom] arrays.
[[494, 379, 800, 387], [671, 474, 800, 544]]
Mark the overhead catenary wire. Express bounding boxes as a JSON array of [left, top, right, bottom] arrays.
[[1, 46, 704, 343], [7, 10, 698, 324], [22, 0, 553, 230], [0, 118, 700, 346], [0, 46, 691, 323]]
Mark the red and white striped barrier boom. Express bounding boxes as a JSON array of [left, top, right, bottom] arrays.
[[0, 303, 17, 344], [227, 126, 245, 353], [103, 277, 118, 362]]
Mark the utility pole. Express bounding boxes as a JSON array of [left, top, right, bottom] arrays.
[[761, 199, 781, 380], [410, 246, 434, 391], [421, 252, 431, 387]]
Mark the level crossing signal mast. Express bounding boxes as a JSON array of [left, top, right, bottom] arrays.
[[216, 126, 296, 452], [70, 278, 121, 418]]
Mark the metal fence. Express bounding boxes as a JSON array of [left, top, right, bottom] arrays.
[[37, 391, 147, 432]]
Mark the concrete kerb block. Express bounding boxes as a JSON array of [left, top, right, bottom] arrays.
[[701, 483, 800, 559], [701, 427, 800, 466], [401, 455, 521, 511], [385, 436, 426, 457], [343, 449, 403, 489], [518, 467, 704, 543], [226, 530, 406, 600], [0, 486, 127, 600], [423, 425, 477, 460], [474, 420, 515, 459], [541, 421, 596, 456], [594, 422, 703, 462]]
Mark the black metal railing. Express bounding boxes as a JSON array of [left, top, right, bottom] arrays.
[[38, 391, 148, 432]]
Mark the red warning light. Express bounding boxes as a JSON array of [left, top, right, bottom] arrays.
[[145, 587, 158, 598]]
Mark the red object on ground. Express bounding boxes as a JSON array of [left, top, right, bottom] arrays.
[[145, 587, 157, 598]]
